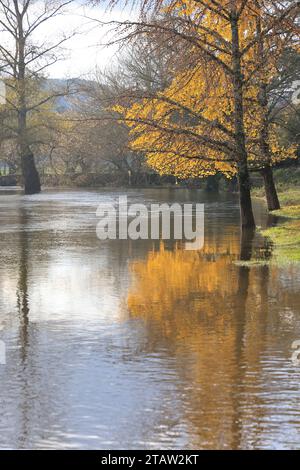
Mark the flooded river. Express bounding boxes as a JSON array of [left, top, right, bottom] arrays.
[[0, 188, 300, 449]]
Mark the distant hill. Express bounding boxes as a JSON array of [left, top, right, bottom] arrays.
[[41, 78, 96, 113]]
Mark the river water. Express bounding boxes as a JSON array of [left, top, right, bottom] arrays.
[[0, 188, 300, 450]]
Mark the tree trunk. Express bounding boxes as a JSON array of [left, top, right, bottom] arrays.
[[240, 225, 255, 261], [16, 6, 41, 195], [205, 175, 219, 192], [21, 149, 41, 195], [261, 165, 280, 211], [237, 161, 255, 228], [255, 14, 280, 212], [231, 11, 256, 229]]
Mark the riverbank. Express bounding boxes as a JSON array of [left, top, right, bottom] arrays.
[[253, 174, 300, 262]]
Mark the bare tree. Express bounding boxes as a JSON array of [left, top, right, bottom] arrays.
[[0, 0, 75, 194]]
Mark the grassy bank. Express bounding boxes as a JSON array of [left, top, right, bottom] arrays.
[[254, 168, 300, 263], [262, 219, 300, 262], [252, 186, 300, 207]]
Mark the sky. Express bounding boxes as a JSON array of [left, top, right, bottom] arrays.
[[42, 1, 136, 79], [0, 0, 137, 80]]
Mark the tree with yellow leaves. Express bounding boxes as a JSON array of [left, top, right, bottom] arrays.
[[114, 58, 296, 195], [96, 0, 299, 226], [249, 0, 299, 210]]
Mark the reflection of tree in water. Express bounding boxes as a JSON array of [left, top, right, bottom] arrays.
[[17, 206, 30, 363], [14, 204, 32, 448], [126, 227, 288, 449]]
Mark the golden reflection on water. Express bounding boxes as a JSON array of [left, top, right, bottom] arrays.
[[126, 232, 300, 449]]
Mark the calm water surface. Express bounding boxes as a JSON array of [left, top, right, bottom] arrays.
[[0, 188, 300, 450]]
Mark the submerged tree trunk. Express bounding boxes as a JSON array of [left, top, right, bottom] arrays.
[[231, 10, 256, 229], [237, 162, 255, 228], [21, 149, 41, 195], [261, 165, 280, 211], [18, 108, 41, 195]]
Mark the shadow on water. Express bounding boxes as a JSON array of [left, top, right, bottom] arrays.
[[231, 228, 256, 448]]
